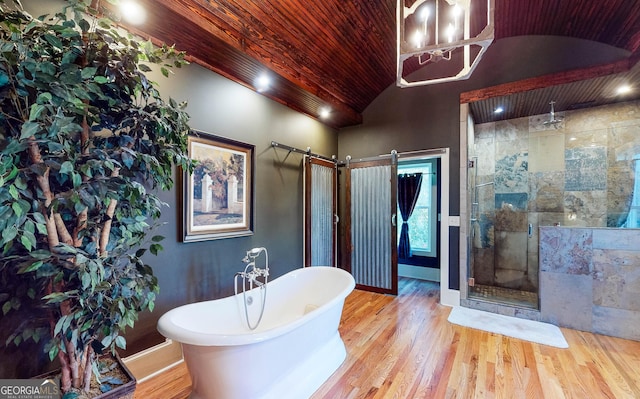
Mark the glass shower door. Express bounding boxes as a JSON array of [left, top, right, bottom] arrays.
[[468, 130, 539, 309]]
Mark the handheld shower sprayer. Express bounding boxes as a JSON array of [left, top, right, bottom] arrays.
[[235, 247, 269, 330], [243, 247, 266, 262]]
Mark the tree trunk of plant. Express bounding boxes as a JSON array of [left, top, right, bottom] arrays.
[[82, 344, 94, 393], [27, 124, 99, 391], [99, 168, 120, 258]]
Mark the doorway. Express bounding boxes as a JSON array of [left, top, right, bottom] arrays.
[[338, 148, 458, 306], [299, 144, 457, 304], [303, 156, 338, 267], [344, 156, 398, 294], [397, 157, 441, 282]]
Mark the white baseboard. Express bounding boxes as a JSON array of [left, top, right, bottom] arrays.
[[122, 339, 183, 382], [440, 288, 461, 307], [399, 264, 440, 282]]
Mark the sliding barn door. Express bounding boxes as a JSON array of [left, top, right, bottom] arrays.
[[346, 157, 398, 294], [304, 156, 337, 266]]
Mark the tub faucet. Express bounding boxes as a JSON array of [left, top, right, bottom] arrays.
[[239, 247, 269, 285], [236, 247, 269, 330], [239, 266, 268, 286]]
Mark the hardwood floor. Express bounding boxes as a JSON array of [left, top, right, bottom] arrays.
[[135, 278, 640, 398], [134, 362, 192, 399]]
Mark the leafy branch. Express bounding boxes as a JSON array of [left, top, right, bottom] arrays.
[[0, 0, 195, 393]]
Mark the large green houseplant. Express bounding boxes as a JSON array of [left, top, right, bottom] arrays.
[[0, 0, 193, 395]]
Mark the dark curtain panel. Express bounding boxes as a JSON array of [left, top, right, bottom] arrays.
[[398, 173, 423, 259]]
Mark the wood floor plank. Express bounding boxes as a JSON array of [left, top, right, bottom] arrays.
[[135, 278, 640, 399], [133, 361, 191, 399]]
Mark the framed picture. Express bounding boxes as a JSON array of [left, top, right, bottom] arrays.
[[182, 131, 254, 242]]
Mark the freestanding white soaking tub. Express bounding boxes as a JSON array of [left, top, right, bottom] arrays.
[[157, 266, 355, 399]]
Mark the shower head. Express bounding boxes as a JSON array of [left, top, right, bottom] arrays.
[[543, 101, 564, 125]]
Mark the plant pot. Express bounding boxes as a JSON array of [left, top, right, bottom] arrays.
[[92, 353, 136, 399], [36, 353, 136, 399]]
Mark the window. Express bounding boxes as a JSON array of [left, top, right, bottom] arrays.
[[398, 159, 437, 257]]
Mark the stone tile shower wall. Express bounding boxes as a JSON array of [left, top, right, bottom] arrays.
[[471, 100, 640, 294], [539, 227, 640, 341]]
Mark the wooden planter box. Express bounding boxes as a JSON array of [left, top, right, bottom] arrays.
[[36, 353, 136, 399], [94, 353, 136, 399]]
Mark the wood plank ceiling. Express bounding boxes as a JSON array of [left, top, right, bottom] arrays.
[[121, 0, 640, 129]]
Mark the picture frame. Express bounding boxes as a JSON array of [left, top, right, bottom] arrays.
[[182, 130, 254, 242]]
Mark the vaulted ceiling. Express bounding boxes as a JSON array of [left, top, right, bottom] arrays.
[[123, 0, 640, 129]]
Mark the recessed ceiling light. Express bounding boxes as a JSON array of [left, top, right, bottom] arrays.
[[319, 107, 331, 119], [255, 74, 271, 92], [616, 84, 632, 95], [494, 106, 504, 114], [120, 1, 146, 25]]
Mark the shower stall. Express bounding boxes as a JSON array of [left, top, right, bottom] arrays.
[[468, 149, 538, 309], [465, 103, 560, 309], [465, 99, 640, 311]]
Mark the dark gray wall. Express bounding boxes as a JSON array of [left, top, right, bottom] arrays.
[[338, 35, 629, 291], [128, 64, 338, 353]]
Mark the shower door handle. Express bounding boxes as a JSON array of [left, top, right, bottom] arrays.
[[392, 214, 397, 227], [528, 223, 533, 237]]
